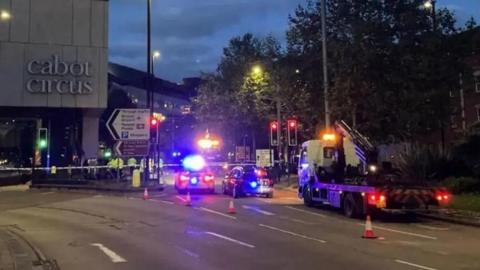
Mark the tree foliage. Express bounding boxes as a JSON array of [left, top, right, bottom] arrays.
[[287, 0, 465, 143]]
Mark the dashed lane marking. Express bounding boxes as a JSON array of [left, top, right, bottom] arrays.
[[259, 224, 326, 243], [175, 246, 199, 259], [91, 243, 127, 263], [176, 195, 187, 202], [242, 205, 275, 216], [40, 192, 55, 195], [357, 224, 437, 240], [415, 224, 450, 231], [150, 199, 175, 205], [196, 207, 237, 220], [284, 206, 327, 218], [205, 232, 255, 248], [394, 259, 437, 270]]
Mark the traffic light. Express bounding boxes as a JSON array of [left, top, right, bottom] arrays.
[[37, 128, 48, 149], [270, 121, 279, 146], [287, 119, 298, 146], [150, 115, 160, 143]]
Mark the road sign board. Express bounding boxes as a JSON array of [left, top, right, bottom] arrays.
[[256, 149, 273, 167], [114, 140, 149, 157], [107, 109, 150, 140]]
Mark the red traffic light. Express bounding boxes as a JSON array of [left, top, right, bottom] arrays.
[[270, 122, 278, 129], [151, 118, 158, 126], [288, 120, 297, 128]]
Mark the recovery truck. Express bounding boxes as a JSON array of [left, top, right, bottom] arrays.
[[298, 121, 451, 218]]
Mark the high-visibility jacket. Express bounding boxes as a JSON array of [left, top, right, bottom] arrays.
[[108, 158, 124, 169], [127, 157, 137, 166]]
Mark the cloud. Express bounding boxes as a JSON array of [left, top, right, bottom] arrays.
[[109, 0, 305, 82]]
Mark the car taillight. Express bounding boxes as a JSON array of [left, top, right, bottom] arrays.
[[179, 173, 189, 182], [436, 192, 451, 202], [367, 192, 386, 207], [203, 174, 214, 182]]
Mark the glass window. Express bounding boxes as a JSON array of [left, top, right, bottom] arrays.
[[324, 147, 335, 159]]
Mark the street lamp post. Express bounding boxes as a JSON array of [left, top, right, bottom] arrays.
[[424, 0, 437, 31], [321, 0, 330, 128], [145, 0, 153, 184]]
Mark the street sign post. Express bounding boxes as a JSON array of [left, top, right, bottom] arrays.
[[256, 149, 273, 167], [107, 109, 150, 141], [114, 140, 149, 157]]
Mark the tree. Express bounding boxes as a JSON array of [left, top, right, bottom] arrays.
[[287, 0, 463, 144]]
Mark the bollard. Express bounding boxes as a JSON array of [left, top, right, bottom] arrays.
[[132, 169, 141, 188]]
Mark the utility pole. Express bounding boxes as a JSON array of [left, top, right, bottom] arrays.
[[276, 94, 281, 163], [145, 0, 152, 183], [321, 0, 330, 128]]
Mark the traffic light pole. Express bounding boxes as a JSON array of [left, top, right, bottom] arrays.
[[145, 0, 152, 185]]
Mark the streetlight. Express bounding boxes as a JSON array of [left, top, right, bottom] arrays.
[[0, 10, 11, 21], [251, 65, 263, 76], [424, 0, 436, 31], [152, 50, 161, 76]]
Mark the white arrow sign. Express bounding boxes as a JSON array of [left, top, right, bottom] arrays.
[[107, 109, 150, 140]]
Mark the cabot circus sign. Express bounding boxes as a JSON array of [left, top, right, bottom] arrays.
[[26, 55, 93, 95]]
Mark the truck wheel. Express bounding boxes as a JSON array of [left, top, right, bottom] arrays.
[[303, 185, 314, 207], [343, 194, 358, 218]]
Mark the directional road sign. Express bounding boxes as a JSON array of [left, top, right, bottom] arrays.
[[114, 140, 149, 157], [107, 109, 150, 141]]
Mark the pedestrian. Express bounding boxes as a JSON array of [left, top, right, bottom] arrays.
[[127, 157, 137, 176]]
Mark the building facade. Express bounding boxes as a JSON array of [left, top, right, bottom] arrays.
[[107, 63, 199, 161], [0, 0, 108, 166]]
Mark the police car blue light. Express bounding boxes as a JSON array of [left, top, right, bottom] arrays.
[[249, 181, 258, 188]]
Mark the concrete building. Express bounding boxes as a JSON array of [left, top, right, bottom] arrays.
[[106, 63, 199, 161], [0, 0, 108, 166]]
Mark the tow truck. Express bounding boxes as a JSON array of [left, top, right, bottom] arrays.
[[298, 121, 451, 218]]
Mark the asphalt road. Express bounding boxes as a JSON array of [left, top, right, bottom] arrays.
[[0, 181, 479, 270]]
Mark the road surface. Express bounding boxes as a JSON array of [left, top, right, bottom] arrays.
[[0, 181, 479, 270]]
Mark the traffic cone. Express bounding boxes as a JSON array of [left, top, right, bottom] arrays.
[[227, 200, 236, 214], [362, 215, 377, 239], [143, 188, 149, 200], [186, 192, 192, 206]]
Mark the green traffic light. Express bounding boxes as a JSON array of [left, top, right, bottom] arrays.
[[104, 150, 112, 158], [38, 139, 47, 149]]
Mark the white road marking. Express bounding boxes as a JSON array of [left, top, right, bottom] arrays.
[[205, 232, 255, 248], [357, 224, 437, 240], [93, 195, 104, 198], [395, 259, 437, 270], [176, 195, 187, 202], [40, 192, 55, 195], [175, 246, 199, 259], [150, 199, 174, 205], [242, 205, 275, 216], [259, 224, 327, 243], [90, 243, 127, 263], [415, 224, 450, 231], [284, 206, 326, 218], [196, 207, 237, 220]]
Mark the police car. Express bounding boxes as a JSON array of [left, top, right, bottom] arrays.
[[174, 155, 215, 194], [222, 166, 274, 198]]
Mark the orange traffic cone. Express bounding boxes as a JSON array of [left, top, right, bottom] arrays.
[[143, 188, 149, 200], [362, 215, 377, 239], [185, 192, 192, 206], [227, 200, 236, 214]]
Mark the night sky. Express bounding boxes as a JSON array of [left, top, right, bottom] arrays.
[[109, 0, 480, 83]]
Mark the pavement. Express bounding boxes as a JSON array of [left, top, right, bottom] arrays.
[[1, 180, 480, 270]]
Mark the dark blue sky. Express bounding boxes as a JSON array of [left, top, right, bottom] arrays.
[[109, 0, 480, 82]]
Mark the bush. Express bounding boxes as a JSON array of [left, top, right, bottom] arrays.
[[397, 145, 452, 183], [443, 177, 480, 194]]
